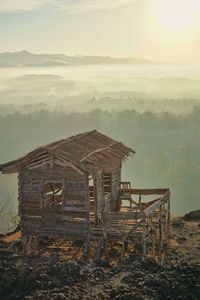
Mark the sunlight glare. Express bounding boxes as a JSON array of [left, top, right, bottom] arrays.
[[154, 0, 200, 31]]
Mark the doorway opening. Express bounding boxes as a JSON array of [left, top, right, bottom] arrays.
[[89, 175, 97, 224]]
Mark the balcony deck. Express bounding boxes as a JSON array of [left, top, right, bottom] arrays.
[[90, 187, 170, 259]]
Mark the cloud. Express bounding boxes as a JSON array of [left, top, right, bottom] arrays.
[[57, 0, 134, 13], [0, 0, 134, 13], [0, 0, 52, 12]]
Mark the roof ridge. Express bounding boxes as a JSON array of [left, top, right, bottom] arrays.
[[42, 130, 97, 151]]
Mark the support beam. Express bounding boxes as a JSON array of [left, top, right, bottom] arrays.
[[121, 188, 170, 196], [159, 205, 164, 256], [94, 239, 105, 261], [142, 216, 147, 257]]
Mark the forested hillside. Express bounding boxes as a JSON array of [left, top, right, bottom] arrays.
[[0, 105, 199, 232]]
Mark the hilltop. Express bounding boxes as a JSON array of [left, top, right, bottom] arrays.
[[0, 212, 199, 299]]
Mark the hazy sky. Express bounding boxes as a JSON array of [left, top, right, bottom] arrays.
[[0, 0, 200, 63]]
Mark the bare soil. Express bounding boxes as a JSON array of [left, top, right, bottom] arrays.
[[0, 214, 200, 300]]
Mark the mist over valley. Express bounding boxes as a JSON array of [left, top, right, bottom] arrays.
[[0, 58, 200, 232]]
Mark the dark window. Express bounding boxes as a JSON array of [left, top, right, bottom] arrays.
[[43, 182, 62, 208]]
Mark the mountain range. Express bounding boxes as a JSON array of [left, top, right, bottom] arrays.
[[0, 50, 155, 67]]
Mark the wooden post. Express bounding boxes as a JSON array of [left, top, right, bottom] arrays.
[[167, 192, 171, 239], [152, 230, 155, 258], [83, 182, 91, 262], [142, 216, 147, 257], [18, 173, 23, 230], [151, 217, 156, 258], [83, 232, 90, 261], [163, 202, 168, 242], [62, 177, 66, 208], [159, 205, 164, 255], [22, 235, 28, 255], [40, 176, 45, 227], [94, 238, 105, 261], [94, 177, 98, 225]]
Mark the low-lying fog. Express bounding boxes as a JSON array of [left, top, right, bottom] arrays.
[[1, 64, 200, 114]]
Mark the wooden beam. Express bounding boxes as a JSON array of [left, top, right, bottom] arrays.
[[50, 155, 55, 170], [2, 165, 18, 174], [121, 188, 170, 195], [80, 142, 120, 162], [54, 158, 84, 175]]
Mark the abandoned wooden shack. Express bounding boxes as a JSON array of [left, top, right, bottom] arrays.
[[0, 130, 170, 259]]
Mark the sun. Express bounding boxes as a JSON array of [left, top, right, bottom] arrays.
[[154, 0, 200, 31]]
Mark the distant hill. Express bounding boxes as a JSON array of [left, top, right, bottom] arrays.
[[0, 50, 156, 67]]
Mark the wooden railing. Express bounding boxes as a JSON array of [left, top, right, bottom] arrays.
[[103, 188, 170, 256], [120, 187, 170, 196], [93, 187, 171, 259]]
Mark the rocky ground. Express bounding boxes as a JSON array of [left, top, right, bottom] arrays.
[[0, 211, 200, 300]]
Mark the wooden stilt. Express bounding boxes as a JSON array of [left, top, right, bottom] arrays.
[[159, 205, 164, 255], [120, 240, 126, 261], [167, 194, 171, 239], [142, 216, 147, 257], [83, 230, 90, 261], [142, 234, 147, 257], [28, 235, 33, 248], [22, 235, 28, 255], [94, 239, 105, 261], [152, 223, 156, 258], [83, 239, 90, 261]]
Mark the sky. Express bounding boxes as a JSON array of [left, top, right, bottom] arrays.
[[0, 0, 200, 63]]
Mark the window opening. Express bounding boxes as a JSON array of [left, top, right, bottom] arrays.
[[43, 182, 62, 208]]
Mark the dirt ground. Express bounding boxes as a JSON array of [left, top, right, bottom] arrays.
[[0, 213, 200, 300]]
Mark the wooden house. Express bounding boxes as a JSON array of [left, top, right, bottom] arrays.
[[0, 130, 170, 258], [0, 131, 134, 237]]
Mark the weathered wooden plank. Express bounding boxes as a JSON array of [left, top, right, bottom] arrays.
[[39, 225, 88, 235], [144, 196, 169, 216], [42, 207, 89, 218], [65, 191, 87, 197], [22, 203, 41, 209], [96, 171, 104, 217], [23, 229, 88, 239], [22, 208, 41, 215], [2, 165, 18, 173], [103, 211, 144, 221], [121, 188, 169, 195], [63, 206, 89, 212]]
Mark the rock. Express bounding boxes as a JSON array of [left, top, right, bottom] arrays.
[[184, 210, 200, 221], [110, 285, 132, 299], [95, 259, 110, 268], [50, 292, 68, 300], [171, 220, 185, 229], [144, 279, 168, 288], [177, 237, 187, 243], [12, 240, 23, 251], [114, 292, 145, 300]]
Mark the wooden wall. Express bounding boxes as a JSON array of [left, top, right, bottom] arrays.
[[96, 171, 104, 219], [111, 165, 121, 211], [18, 158, 122, 239], [19, 164, 89, 238]]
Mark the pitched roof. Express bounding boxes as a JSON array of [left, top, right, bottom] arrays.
[[0, 130, 135, 173]]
